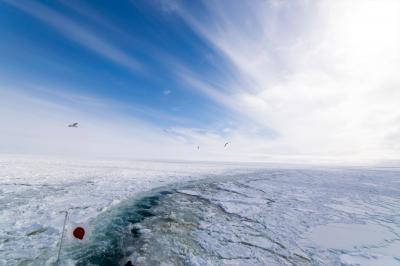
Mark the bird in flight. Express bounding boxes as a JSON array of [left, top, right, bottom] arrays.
[[224, 141, 230, 148], [68, 122, 78, 128]]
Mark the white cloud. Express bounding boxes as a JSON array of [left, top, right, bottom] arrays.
[[168, 0, 400, 163], [2, 0, 399, 164], [163, 89, 171, 95]]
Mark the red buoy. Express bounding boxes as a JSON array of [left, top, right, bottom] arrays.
[[73, 227, 85, 240]]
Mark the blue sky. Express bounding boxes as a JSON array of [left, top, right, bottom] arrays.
[[0, 0, 234, 129], [1, 0, 399, 163]]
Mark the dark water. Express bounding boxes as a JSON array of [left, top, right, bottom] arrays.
[[66, 190, 172, 266]]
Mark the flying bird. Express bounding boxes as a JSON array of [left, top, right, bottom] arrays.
[[224, 141, 230, 148], [68, 122, 78, 128]]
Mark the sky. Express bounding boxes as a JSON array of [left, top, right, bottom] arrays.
[[0, 0, 399, 164]]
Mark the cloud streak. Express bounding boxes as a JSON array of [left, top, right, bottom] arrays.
[[166, 0, 400, 163], [5, 0, 143, 73], [2, 0, 399, 164]]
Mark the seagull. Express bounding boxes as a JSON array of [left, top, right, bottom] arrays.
[[68, 122, 78, 128], [224, 141, 230, 148]]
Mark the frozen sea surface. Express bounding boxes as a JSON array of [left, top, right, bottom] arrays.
[[1, 155, 400, 265], [0, 155, 258, 265]]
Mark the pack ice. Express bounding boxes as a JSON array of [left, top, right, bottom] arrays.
[[1, 155, 399, 266]]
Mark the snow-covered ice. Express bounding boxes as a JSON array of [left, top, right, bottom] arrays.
[[1, 155, 400, 265], [0, 155, 258, 265], [120, 167, 400, 266], [307, 222, 395, 249]]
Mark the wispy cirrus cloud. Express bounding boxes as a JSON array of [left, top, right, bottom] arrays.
[[163, 0, 400, 163], [5, 0, 144, 73], [2, 0, 399, 164]]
